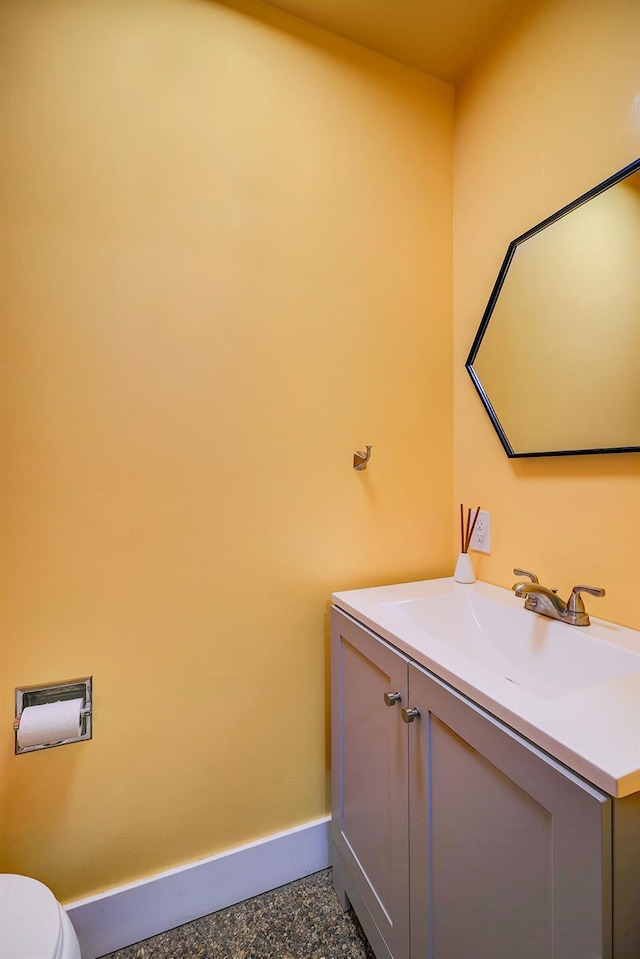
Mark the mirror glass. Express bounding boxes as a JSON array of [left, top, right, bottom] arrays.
[[466, 159, 640, 457]]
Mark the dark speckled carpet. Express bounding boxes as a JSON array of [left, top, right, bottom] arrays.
[[100, 868, 375, 959]]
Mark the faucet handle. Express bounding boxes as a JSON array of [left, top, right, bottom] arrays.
[[568, 585, 606, 613], [512, 568, 539, 586]]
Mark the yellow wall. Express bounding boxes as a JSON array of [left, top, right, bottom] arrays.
[[0, 0, 453, 899], [2, 0, 639, 909], [454, 0, 640, 629]]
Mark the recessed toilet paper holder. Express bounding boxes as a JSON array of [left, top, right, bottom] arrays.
[[13, 677, 92, 755]]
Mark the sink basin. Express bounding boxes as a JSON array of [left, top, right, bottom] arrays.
[[381, 590, 640, 699], [333, 577, 640, 795]]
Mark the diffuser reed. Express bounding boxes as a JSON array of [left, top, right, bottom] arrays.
[[455, 503, 481, 583], [461, 504, 481, 554]]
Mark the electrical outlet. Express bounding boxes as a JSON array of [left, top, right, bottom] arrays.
[[469, 510, 491, 554]]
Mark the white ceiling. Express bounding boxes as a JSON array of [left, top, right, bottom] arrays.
[[259, 0, 529, 82]]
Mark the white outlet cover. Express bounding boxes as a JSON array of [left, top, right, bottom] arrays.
[[470, 510, 491, 554]]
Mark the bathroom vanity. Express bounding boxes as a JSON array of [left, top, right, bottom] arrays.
[[330, 579, 640, 959]]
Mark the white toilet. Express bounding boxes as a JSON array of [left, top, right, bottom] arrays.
[[0, 874, 81, 959]]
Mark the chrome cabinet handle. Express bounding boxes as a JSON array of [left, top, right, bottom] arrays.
[[383, 692, 401, 706], [401, 707, 420, 724]]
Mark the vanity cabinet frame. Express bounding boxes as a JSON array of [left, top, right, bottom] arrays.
[[330, 606, 638, 959], [408, 661, 611, 959], [330, 605, 411, 959]]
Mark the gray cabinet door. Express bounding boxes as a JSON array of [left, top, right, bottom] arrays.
[[331, 608, 410, 959], [408, 663, 612, 959]]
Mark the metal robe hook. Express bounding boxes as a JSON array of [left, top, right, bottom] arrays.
[[353, 445, 372, 470]]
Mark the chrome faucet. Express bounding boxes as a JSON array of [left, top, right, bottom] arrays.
[[512, 568, 605, 627]]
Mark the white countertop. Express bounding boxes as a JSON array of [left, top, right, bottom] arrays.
[[332, 577, 640, 798]]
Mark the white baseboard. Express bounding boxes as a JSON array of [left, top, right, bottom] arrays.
[[66, 816, 331, 959]]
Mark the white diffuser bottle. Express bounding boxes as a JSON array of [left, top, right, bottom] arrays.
[[456, 504, 480, 584], [454, 550, 475, 584]]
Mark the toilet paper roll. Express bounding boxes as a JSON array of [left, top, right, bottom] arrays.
[[17, 698, 84, 749]]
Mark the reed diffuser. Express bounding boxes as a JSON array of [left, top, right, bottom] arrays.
[[455, 503, 481, 583]]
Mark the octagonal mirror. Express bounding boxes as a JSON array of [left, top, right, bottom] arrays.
[[466, 158, 640, 457]]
